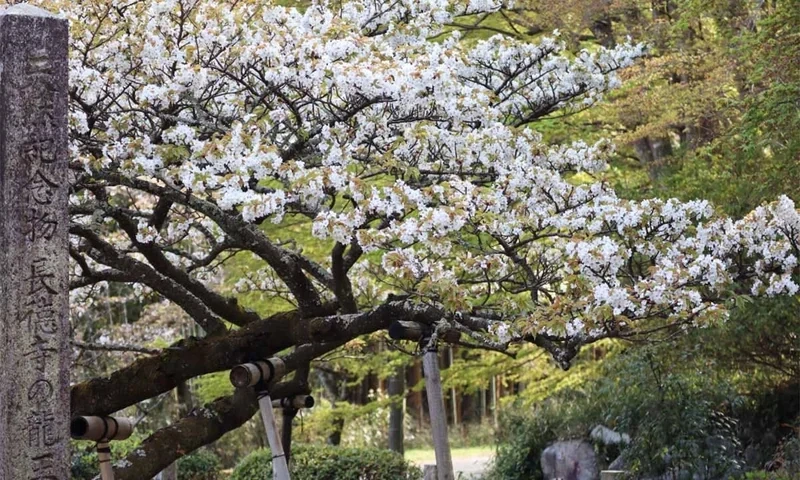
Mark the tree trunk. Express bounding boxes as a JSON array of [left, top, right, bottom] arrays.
[[281, 409, 298, 463], [490, 376, 498, 429], [318, 369, 347, 446], [590, 16, 616, 48], [448, 347, 458, 428], [633, 136, 673, 181], [388, 367, 405, 454], [408, 360, 424, 429]]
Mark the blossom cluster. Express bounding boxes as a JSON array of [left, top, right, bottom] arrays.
[[59, 0, 798, 347]]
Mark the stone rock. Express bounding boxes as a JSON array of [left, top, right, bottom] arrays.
[[591, 425, 631, 445], [608, 454, 627, 471], [541, 440, 599, 480]]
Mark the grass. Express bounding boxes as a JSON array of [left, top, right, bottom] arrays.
[[405, 446, 494, 464]]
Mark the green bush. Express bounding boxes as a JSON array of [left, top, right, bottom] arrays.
[[487, 390, 598, 480], [71, 444, 100, 480], [487, 344, 746, 480], [231, 444, 422, 480], [178, 449, 222, 480], [70, 436, 145, 480]]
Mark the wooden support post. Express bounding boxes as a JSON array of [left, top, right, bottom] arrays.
[[71, 416, 134, 480], [272, 394, 313, 464], [423, 345, 454, 480]]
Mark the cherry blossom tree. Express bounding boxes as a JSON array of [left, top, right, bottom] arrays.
[[58, 0, 799, 476]]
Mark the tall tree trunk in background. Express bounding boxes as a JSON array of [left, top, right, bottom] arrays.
[[490, 376, 498, 429], [318, 370, 346, 446], [590, 15, 615, 48], [327, 418, 344, 446], [633, 136, 673, 181], [388, 367, 405, 454], [448, 347, 458, 428], [157, 380, 194, 480], [479, 387, 486, 424], [281, 408, 298, 463], [408, 360, 424, 429]]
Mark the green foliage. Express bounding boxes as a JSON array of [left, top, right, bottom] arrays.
[[230, 444, 422, 480], [488, 343, 748, 480], [745, 432, 800, 480], [757, 433, 800, 480], [70, 446, 99, 480], [177, 449, 222, 480], [293, 390, 407, 448], [193, 371, 235, 405], [206, 415, 267, 469], [489, 392, 598, 480], [653, 0, 800, 215], [70, 435, 146, 480], [406, 420, 497, 451], [599, 352, 744, 478]]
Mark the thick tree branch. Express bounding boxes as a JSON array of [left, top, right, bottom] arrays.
[[112, 339, 364, 479], [70, 223, 228, 335], [84, 170, 327, 314], [100, 200, 261, 326]]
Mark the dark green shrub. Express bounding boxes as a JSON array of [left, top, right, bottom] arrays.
[[178, 449, 222, 480], [70, 436, 145, 480], [487, 390, 598, 480], [231, 444, 422, 480], [487, 345, 746, 480], [71, 444, 99, 480]]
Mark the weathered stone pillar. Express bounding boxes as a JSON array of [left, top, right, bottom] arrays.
[[0, 4, 70, 480]]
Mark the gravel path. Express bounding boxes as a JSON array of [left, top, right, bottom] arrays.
[[412, 453, 494, 479]]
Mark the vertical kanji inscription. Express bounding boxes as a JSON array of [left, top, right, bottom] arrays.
[[0, 4, 70, 480]]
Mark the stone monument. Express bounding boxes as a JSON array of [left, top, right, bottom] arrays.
[[0, 4, 70, 479]]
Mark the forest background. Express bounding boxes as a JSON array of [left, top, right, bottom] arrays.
[[67, 0, 799, 479]]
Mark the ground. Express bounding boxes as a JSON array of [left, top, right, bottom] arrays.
[[406, 447, 494, 479]]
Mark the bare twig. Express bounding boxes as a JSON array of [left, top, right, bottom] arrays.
[[72, 340, 161, 355]]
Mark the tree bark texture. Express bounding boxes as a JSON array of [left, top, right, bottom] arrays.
[[388, 366, 405, 454]]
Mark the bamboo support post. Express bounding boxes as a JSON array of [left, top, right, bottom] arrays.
[[231, 358, 291, 480], [423, 345, 454, 480], [258, 392, 290, 480], [388, 321, 460, 343], [97, 442, 114, 480]]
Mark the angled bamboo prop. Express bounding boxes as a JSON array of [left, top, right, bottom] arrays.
[[388, 320, 456, 480], [71, 416, 134, 480], [423, 343, 455, 480], [231, 357, 290, 480]]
